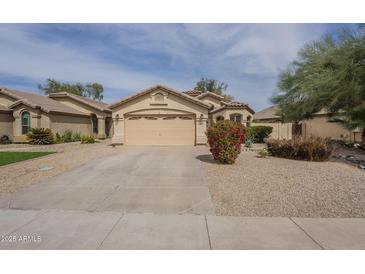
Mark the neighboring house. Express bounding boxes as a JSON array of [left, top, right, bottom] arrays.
[[252, 106, 293, 140], [0, 85, 254, 145], [109, 85, 254, 145], [48, 92, 112, 138], [0, 88, 111, 142], [253, 105, 362, 142]]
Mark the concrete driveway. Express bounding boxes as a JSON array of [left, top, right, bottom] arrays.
[[2, 146, 365, 249], [1, 146, 214, 214]]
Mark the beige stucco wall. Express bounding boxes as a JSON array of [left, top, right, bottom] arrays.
[[302, 116, 360, 142], [212, 109, 253, 126], [0, 112, 14, 140], [111, 89, 209, 145], [50, 113, 92, 135], [252, 121, 293, 140], [199, 96, 222, 109]]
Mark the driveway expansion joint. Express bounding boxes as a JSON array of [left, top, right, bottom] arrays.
[[289, 217, 325, 250]]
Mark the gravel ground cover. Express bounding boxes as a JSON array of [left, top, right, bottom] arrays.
[[200, 150, 365, 218], [0, 141, 119, 193]]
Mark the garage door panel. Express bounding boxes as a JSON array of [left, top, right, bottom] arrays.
[[125, 116, 195, 145]]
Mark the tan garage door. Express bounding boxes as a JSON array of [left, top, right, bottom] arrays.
[[125, 115, 195, 145]]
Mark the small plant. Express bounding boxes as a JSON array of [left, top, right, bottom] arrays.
[[81, 135, 95, 144], [257, 148, 270, 158], [247, 126, 273, 143], [0, 135, 11, 144], [206, 120, 246, 164], [55, 130, 81, 143], [72, 132, 81, 142], [26, 128, 54, 145], [63, 130, 73, 143], [244, 138, 253, 148], [266, 137, 333, 161]]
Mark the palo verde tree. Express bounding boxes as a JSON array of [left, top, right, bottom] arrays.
[[194, 78, 234, 101], [271, 24, 365, 146], [38, 79, 105, 101]]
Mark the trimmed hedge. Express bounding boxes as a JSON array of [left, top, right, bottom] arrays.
[[266, 137, 333, 161], [247, 126, 273, 143], [206, 120, 246, 164], [26, 128, 54, 145]]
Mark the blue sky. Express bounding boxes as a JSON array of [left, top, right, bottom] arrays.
[[0, 24, 351, 110]]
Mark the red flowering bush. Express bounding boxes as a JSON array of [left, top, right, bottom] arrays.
[[206, 120, 246, 164]]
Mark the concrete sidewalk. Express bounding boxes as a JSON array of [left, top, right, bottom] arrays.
[[1, 208, 365, 250]]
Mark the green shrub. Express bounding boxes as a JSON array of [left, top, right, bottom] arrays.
[[55, 131, 81, 143], [0, 135, 11, 144], [55, 132, 64, 144], [81, 135, 95, 144], [206, 120, 246, 164], [72, 132, 81, 142], [247, 126, 273, 143], [26, 128, 54, 145], [266, 137, 333, 161], [63, 130, 73, 142]]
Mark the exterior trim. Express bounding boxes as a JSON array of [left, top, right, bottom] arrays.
[[108, 85, 211, 109]]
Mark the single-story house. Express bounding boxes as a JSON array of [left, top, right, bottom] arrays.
[[0, 85, 254, 145], [109, 85, 254, 145], [0, 88, 111, 142], [253, 105, 362, 142]]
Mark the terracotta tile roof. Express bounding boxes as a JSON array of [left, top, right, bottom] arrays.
[[182, 90, 203, 97], [49, 92, 111, 112], [0, 88, 88, 116], [210, 100, 255, 114], [196, 91, 225, 100]]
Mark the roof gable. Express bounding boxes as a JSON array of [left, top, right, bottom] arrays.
[[108, 85, 211, 109], [49, 92, 111, 112], [196, 91, 225, 101], [0, 88, 88, 116], [210, 101, 255, 114]]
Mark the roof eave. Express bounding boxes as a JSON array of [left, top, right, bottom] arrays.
[[49, 92, 111, 113], [108, 85, 211, 110]]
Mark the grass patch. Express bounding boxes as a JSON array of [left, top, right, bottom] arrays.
[[0, 151, 56, 166]]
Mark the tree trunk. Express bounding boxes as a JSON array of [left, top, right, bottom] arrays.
[[361, 129, 365, 149]]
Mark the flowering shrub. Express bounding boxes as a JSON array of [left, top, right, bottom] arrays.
[[206, 120, 246, 164], [266, 137, 333, 161]]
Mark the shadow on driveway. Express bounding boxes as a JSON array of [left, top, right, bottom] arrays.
[[196, 154, 220, 164]]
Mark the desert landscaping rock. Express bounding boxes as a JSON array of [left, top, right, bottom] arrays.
[[200, 149, 365, 218]]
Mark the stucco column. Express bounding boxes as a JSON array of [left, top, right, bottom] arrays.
[[97, 117, 106, 139], [111, 115, 124, 144], [196, 115, 208, 145]]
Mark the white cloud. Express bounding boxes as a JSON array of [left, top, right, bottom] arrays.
[[0, 24, 331, 110], [0, 25, 186, 94]]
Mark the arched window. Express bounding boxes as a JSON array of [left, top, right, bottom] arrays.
[[21, 111, 31, 134], [216, 116, 224, 122], [230, 113, 242, 123]]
